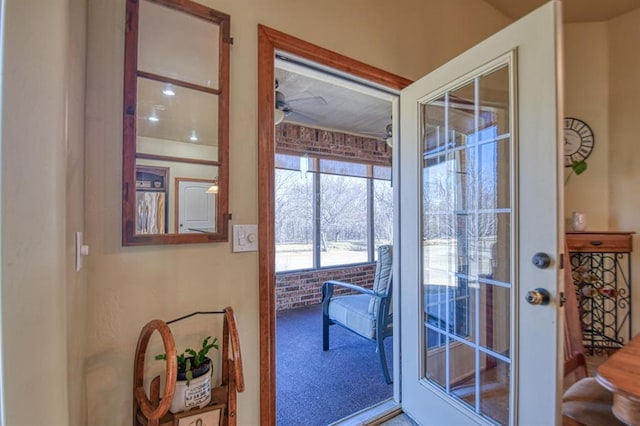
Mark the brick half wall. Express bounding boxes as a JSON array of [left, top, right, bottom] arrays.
[[275, 263, 377, 311]]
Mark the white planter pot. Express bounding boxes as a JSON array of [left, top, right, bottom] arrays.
[[169, 364, 212, 414]]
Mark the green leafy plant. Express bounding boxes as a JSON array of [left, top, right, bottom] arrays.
[[156, 336, 219, 385], [565, 160, 587, 184]]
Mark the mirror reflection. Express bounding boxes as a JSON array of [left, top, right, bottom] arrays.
[[123, 0, 231, 245], [135, 165, 219, 234], [138, 0, 220, 89], [136, 78, 220, 151]]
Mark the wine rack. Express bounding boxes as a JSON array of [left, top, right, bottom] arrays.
[[566, 232, 634, 353]]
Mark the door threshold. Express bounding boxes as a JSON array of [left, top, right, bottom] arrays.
[[329, 399, 403, 426]]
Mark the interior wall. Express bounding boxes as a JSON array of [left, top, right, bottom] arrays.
[[66, 0, 89, 424], [84, 0, 509, 424], [564, 8, 640, 334], [1, 0, 87, 424], [608, 7, 640, 333], [563, 22, 609, 230]]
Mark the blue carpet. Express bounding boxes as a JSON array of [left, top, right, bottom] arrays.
[[276, 304, 393, 426]]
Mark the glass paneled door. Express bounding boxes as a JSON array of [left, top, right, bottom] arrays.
[[399, 3, 563, 425], [422, 62, 512, 425]]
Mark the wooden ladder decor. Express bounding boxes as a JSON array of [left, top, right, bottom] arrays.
[[133, 307, 245, 426], [220, 307, 245, 423]]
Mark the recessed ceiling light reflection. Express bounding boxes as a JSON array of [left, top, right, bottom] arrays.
[[148, 114, 159, 122], [162, 86, 175, 96]]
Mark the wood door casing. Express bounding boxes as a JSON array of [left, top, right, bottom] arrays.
[[257, 25, 411, 425]]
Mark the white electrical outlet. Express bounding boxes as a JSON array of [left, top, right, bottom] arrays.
[[233, 224, 258, 252]]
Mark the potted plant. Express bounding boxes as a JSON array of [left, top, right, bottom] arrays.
[[156, 336, 219, 413], [565, 159, 588, 184]]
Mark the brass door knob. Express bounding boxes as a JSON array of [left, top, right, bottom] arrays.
[[526, 288, 551, 305]]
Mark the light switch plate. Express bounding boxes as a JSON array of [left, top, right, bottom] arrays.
[[75, 231, 89, 271], [233, 224, 258, 252]]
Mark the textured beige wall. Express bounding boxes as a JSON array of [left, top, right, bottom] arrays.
[[563, 9, 640, 333], [563, 23, 609, 231], [608, 8, 640, 333], [7, 1, 639, 423], [67, 0, 89, 423], [84, 0, 509, 424], [1, 0, 87, 424]]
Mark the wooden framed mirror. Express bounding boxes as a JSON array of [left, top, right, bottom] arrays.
[[123, 0, 231, 245]]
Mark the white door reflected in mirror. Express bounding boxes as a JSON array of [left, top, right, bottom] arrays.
[[177, 180, 216, 233]]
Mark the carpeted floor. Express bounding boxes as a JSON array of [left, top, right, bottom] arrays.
[[276, 304, 393, 426]]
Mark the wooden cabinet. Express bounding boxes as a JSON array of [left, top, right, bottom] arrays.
[[566, 232, 634, 353], [566, 232, 632, 253], [136, 166, 168, 192]]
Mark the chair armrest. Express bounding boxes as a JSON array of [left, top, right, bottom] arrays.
[[323, 280, 376, 296]]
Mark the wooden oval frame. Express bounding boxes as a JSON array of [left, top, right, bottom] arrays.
[[133, 319, 177, 422]]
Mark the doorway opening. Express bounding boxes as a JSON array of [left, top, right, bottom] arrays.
[[274, 55, 395, 425], [258, 25, 410, 425]]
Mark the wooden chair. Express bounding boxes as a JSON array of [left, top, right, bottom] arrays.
[[322, 245, 393, 384], [562, 247, 623, 426]]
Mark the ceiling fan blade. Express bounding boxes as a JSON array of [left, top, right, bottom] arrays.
[[286, 96, 327, 106], [284, 110, 317, 125], [356, 130, 387, 139], [356, 122, 392, 140]]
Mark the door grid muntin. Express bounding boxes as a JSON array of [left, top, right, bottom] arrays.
[[420, 61, 513, 425]]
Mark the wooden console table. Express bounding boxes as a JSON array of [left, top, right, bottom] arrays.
[[566, 231, 634, 352]]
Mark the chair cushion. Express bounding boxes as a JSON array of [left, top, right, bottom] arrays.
[[328, 294, 376, 340], [369, 245, 392, 315], [562, 377, 624, 426]]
